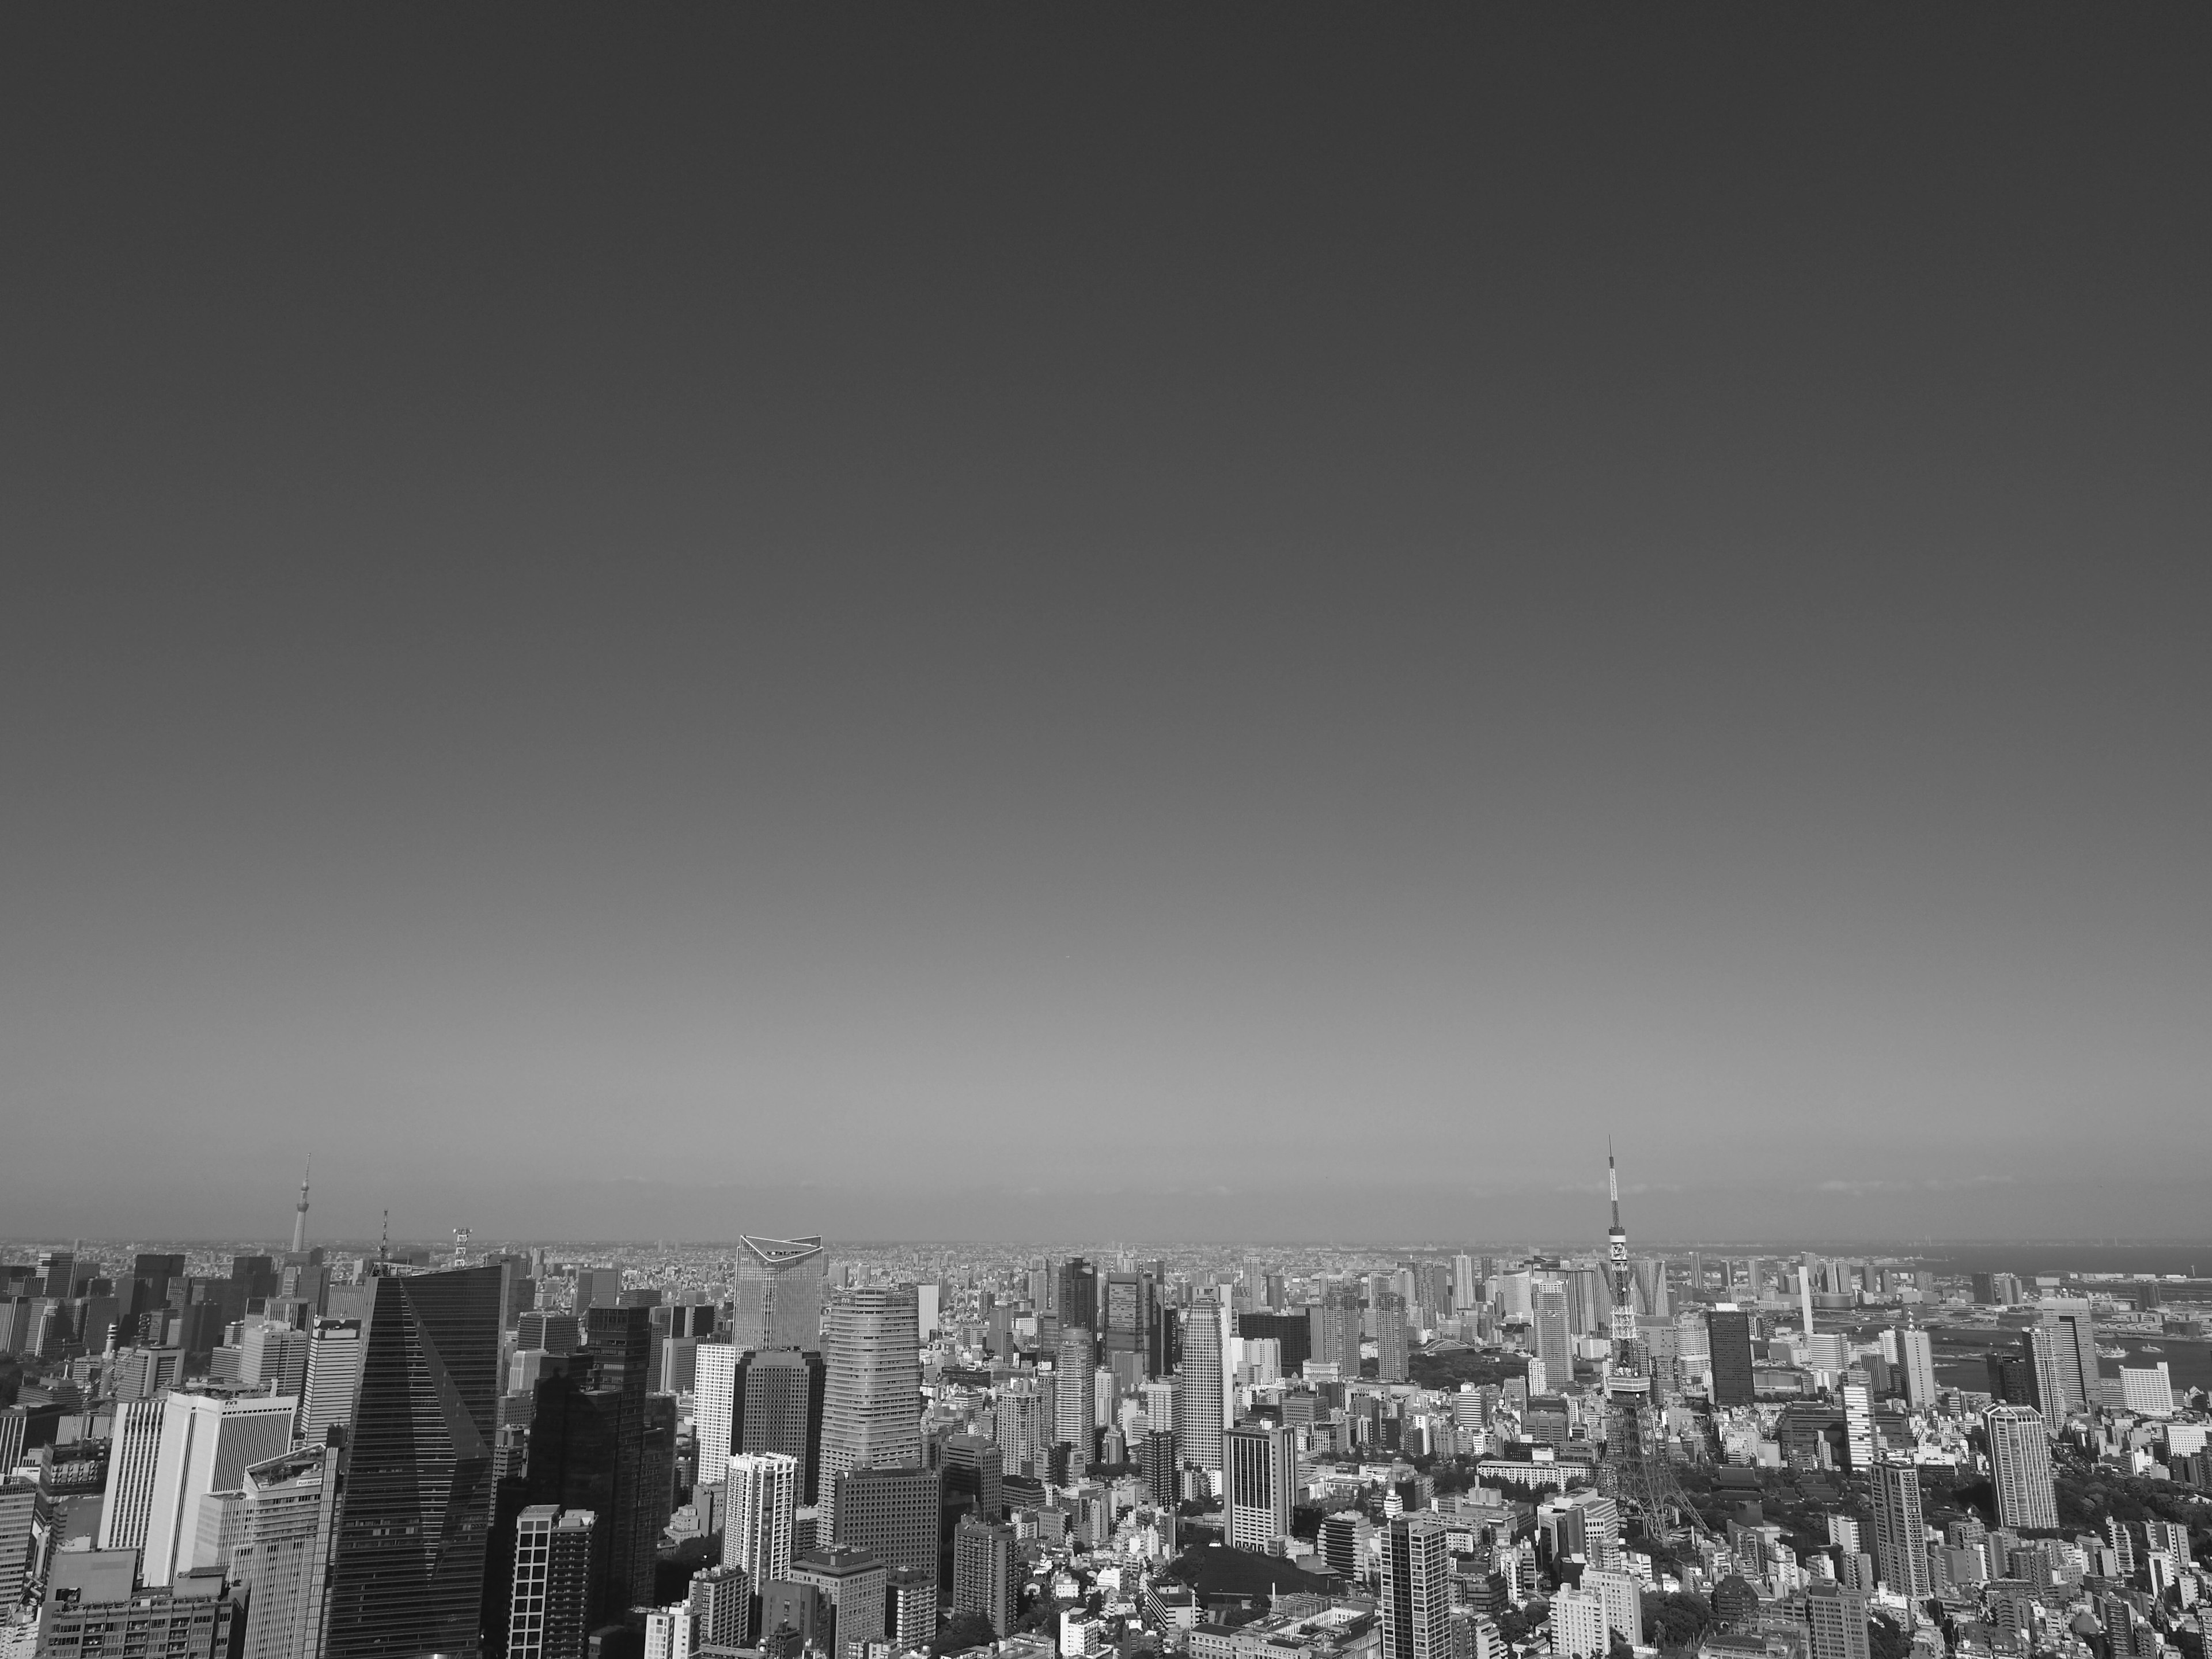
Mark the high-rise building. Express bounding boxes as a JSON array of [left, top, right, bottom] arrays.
[[1584, 1569, 1643, 1646], [1056, 1260, 1099, 1353], [891, 1565, 938, 1647], [1707, 1308, 1755, 1406], [2035, 1299, 2095, 1416], [98, 1395, 169, 1555], [1175, 1301, 1228, 1476], [1307, 1290, 1362, 1378], [942, 1431, 1004, 1524], [509, 1505, 596, 1659], [1375, 1293, 1412, 1384], [234, 1440, 342, 1659], [1452, 1255, 1478, 1311], [323, 1264, 504, 1659], [1842, 1384, 1875, 1471], [1550, 1587, 1607, 1659], [1895, 1327, 1938, 1408], [831, 1463, 941, 1580], [819, 1286, 921, 1529], [1055, 1324, 1096, 1467], [687, 1562, 752, 1649], [1535, 1291, 1572, 1386], [993, 1376, 1047, 1479], [1101, 1271, 1153, 1372], [1137, 1427, 1177, 1506], [696, 1342, 739, 1488], [1805, 1580, 1872, 1659], [1381, 1513, 1450, 1659], [722, 1450, 800, 1592], [789, 1544, 888, 1655], [1868, 1460, 1931, 1600], [953, 1513, 1017, 1636], [732, 1237, 829, 1353], [733, 1348, 828, 1502], [299, 1318, 366, 1445], [1224, 1419, 1297, 1551], [143, 1392, 300, 1589], [1984, 1406, 2059, 1530]]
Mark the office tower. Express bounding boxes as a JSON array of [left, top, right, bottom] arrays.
[[1055, 1325, 1096, 1463], [571, 1268, 622, 1321], [1452, 1255, 1478, 1310], [832, 1463, 941, 1578], [1102, 1272, 1154, 1373], [1382, 1513, 1452, 1659], [732, 1347, 828, 1503], [1706, 1309, 1755, 1406], [791, 1544, 888, 1654], [723, 1451, 800, 1590], [1057, 1259, 1099, 1348], [2035, 1298, 2095, 1415], [1535, 1291, 1572, 1385], [1237, 1313, 1312, 1375], [143, 1392, 299, 1589], [241, 1319, 310, 1397], [1984, 1406, 2059, 1529], [0, 1482, 39, 1609], [2016, 1328, 2066, 1425], [323, 1264, 504, 1659], [953, 1513, 1017, 1635], [1895, 1327, 1938, 1408], [942, 1431, 1003, 1524], [733, 1236, 829, 1353], [819, 1286, 921, 1529], [99, 1395, 169, 1554], [1175, 1300, 1228, 1475], [1224, 1419, 1297, 1551], [510, 1505, 596, 1659], [688, 1563, 752, 1649], [298, 1318, 366, 1444], [1374, 1293, 1411, 1384], [1869, 1460, 1931, 1600], [2120, 1362, 2174, 1416], [519, 1312, 583, 1355], [1550, 1587, 1607, 1659], [1805, 1581, 1872, 1659], [235, 1441, 342, 1659], [37, 1248, 75, 1298], [528, 1304, 664, 1623]]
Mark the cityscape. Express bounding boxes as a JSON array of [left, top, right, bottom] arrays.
[[2, 1157, 2209, 1659], [6, 7, 2209, 1659]]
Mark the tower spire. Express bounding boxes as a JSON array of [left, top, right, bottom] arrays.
[[1606, 1140, 1637, 1346], [291, 1156, 312, 1255]]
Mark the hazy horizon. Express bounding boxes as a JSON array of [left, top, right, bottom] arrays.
[[5, 12, 2207, 1245]]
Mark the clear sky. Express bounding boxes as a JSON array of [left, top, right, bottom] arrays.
[[3, 10, 2207, 1245]]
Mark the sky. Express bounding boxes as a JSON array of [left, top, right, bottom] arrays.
[[3, 10, 2208, 1246]]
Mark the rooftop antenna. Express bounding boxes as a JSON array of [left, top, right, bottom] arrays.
[[378, 1210, 390, 1265], [291, 1156, 312, 1255]]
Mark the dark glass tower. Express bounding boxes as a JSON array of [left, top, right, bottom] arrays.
[[323, 1264, 503, 1658], [733, 1348, 828, 1503]]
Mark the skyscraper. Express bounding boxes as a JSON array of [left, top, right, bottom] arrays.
[[732, 1237, 829, 1353], [323, 1264, 504, 1659], [1055, 1325, 1096, 1467], [733, 1347, 828, 1502], [300, 1318, 366, 1445], [1224, 1419, 1296, 1551], [235, 1440, 342, 1659], [1869, 1459, 1931, 1600], [1381, 1513, 1451, 1659], [1535, 1291, 1573, 1386], [1175, 1302, 1227, 1476], [953, 1514, 1017, 1636], [143, 1392, 299, 1589], [527, 1304, 667, 1623], [510, 1505, 596, 1659], [831, 1463, 942, 1579], [1056, 1259, 1099, 1354], [687, 1563, 752, 1650], [942, 1431, 1004, 1525], [696, 1342, 739, 1487], [2035, 1298, 2095, 1416], [819, 1286, 922, 1529], [1707, 1308, 1755, 1406], [1895, 1326, 1938, 1408], [722, 1450, 800, 1594], [1984, 1406, 2059, 1529], [97, 1395, 168, 1555]]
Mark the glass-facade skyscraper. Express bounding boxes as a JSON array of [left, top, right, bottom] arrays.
[[322, 1264, 503, 1659], [732, 1236, 828, 1353]]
